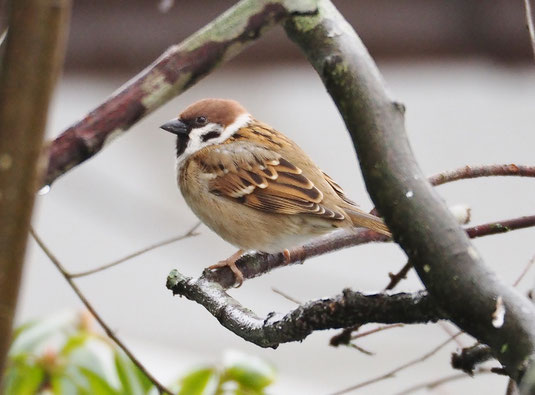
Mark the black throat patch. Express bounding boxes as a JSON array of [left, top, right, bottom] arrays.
[[176, 135, 189, 157]]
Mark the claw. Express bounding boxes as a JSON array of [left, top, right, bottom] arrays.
[[283, 249, 291, 263], [207, 249, 245, 287]]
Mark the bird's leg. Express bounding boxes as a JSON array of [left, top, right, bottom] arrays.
[[207, 249, 245, 287]]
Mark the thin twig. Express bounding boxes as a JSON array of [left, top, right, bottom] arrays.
[[394, 368, 493, 395], [70, 222, 201, 278], [524, 0, 535, 62], [513, 254, 535, 287], [329, 333, 463, 395], [330, 324, 403, 355], [466, 215, 535, 238], [438, 322, 465, 348], [428, 164, 535, 186], [351, 324, 403, 340], [271, 287, 302, 305], [349, 343, 374, 356], [30, 227, 174, 395], [384, 262, 412, 291]]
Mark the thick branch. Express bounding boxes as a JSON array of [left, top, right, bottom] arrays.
[[44, 0, 317, 186], [167, 271, 443, 348], [197, 214, 535, 290], [283, 0, 535, 381], [0, 0, 70, 378], [202, 228, 385, 289]]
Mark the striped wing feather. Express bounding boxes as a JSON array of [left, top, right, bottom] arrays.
[[199, 143, 345, 220]]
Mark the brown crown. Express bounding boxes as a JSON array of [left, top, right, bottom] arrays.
[[179, 98, 248, 127]]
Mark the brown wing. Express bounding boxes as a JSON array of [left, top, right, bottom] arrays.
[[321, 171, 358, 206], [197, 143, 345, 220], [321, 172, 391, 236]]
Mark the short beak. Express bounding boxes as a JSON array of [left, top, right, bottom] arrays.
[[160, 119, 189, 135]]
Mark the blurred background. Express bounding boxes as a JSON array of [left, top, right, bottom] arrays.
[[8, 0, 535, 393]]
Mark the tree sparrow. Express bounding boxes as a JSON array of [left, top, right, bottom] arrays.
[[160, 99, 390, 286]]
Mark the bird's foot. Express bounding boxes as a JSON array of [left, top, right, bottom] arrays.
[[283, 249, 291, 263], [207, 249, 245, 287]]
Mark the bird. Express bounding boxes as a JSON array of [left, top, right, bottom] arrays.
[[160, 98, 390, 286]]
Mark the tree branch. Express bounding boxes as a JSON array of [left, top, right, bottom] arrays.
[[190, 213, 535, 290], [385, 215, 535, 291], [330, 333, 463, 394], [283, 0, 535, 382], [394, 368, 494, 395], [70, 222, 200, 278], [0, 0, 70, 378], [167, 270, 443, 348], [43, 0, 318, 187], [428, 164, 535, 186]]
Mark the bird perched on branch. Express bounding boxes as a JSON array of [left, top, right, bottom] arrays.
[[160, 99, 390, 286]]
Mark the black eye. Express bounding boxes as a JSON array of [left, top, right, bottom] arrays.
[[195, 116, 207, 126]]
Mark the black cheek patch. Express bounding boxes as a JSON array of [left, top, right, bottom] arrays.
[[201, 131, 221, 142], [176, 135, 189, 156]]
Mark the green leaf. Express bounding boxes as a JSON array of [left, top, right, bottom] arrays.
[[2, 361, 45, 395], [114, 350, 146, 395], [222, 352, 275, 391], [60, 332, 89, 357], [50, 373, 90, 395], [79, 367, 119, 395], [178, 368, 214, 395]]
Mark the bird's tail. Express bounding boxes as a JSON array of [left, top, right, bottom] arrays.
[[345, 208, 391, 237]]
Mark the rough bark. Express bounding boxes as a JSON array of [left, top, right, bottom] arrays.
[[168, 271, 443, 348]]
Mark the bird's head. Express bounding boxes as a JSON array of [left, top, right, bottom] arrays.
[[160, 98, 251, 163]]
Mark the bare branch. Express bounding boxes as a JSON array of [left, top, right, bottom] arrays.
[[30, 228, 175, 395], [513, 254, 535, 287], [384, 261, 412, 291], [271, 287, 302, 305], [196, 213, 535, 290], [167, 270, 444, 348], [394, 368, 493, 395], [44, 0, 318, 187], [351, 323, 403, 340], [0, 0, 70, 377], [465, 215, 535, 238], [429, 164, 535, 186], [70, 222, 201, 278]]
